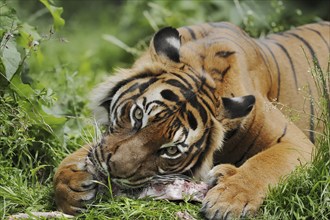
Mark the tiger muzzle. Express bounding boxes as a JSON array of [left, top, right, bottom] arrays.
[[90, 124, 167, 185]]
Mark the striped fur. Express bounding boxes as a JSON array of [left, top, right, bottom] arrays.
[[54, 21, 329, 218]]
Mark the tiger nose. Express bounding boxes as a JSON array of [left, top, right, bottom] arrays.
[[108, 150, 142, 178]]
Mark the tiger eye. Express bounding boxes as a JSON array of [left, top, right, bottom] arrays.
[[133, 107, 143, 120], [166, 146, 178, 156]]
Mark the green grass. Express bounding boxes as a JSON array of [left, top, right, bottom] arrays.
[[1, 0, 329, 219], [259, 60, 330, 220], [81, 197, 201, 220]]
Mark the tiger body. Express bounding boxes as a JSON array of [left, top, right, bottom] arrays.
[[54, 21, 330, 219]]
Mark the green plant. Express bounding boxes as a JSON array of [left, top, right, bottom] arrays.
[[0, 0, 329, 219], [0, 0, 71, 217], [260, 59, 330, 220]]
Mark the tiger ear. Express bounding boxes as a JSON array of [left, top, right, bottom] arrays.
[[153, 27, 181, 62], [222, 95, 256, 119]]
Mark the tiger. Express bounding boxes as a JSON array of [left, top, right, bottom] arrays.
[[54, 21, 330, 219]]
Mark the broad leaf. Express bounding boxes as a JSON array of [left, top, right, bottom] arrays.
[[17, 23, 41, 49], [39, 0, 65, 31], [0, 39, 21, 81], [0, 4, 18, 30]]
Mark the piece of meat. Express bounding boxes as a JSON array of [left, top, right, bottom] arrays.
[[137, 179, 208, 202], [112, 178, 209, 202]]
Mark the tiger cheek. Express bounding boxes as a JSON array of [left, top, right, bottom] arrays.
[[133, 155, 160, 177]]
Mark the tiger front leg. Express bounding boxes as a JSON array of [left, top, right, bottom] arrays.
[[201, 164, 265, 219], [201, 135, 313, 219], [54, 146, 102, 215]]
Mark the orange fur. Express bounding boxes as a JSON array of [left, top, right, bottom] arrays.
[[54, 21, 329, 218]]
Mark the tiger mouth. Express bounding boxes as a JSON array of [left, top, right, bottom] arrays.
[[112, 177, 153, 189]]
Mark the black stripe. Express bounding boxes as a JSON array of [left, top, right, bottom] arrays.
[[273, 41, 298, 90], [100, 99, 111, 116], [189, 122, 213, 174], [95, 146, 104, 168], [146, 100, 167, 115], [185, 70, 201, 89], [190, 66, 217, 104], [154, 109, 173, 122], [177, 71, 213, 123], [286, 32, 321, 69], [142, 97, 147, 110], [200, 96, 214, 115], [170, 72, 194, 89], [304, 27, 330, 51], [220, 66, 230, 81], [104, 72, 158, 114], [165, 79, 189, 90], [112, 93, 140, 119], [139, 78, 158, 93], [180, 127, 209, 174], [259, 40, 281, 101], [112, 82, 139, 112], [184, 26, 196, 40], [277, 124, 288, 143], [118, 102, 130, 125], [187, 110, 198, 130], [194, 127, 209, 149], [161, 89, 179, 102], [255, 42, 273, 80], [181, 128, 189, 144], [180, 88, 208, 125], [198, 103, 208, 125], [109, 73, 156, 99], [199, 73, 217, 108], [168, 118, 181, 139], [182, 89, 197, 106]]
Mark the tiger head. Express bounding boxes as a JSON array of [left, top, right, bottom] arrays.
[[89, 27, 256, 188]]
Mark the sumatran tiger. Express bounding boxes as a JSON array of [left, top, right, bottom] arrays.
[[54, 21, 329, 219]]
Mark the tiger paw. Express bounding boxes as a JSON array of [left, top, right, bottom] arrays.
[[200, 164, 265, 220], [54, 158, 99, 215]]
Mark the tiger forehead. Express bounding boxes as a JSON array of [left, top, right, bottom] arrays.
[[115, 69, 214, 98]]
